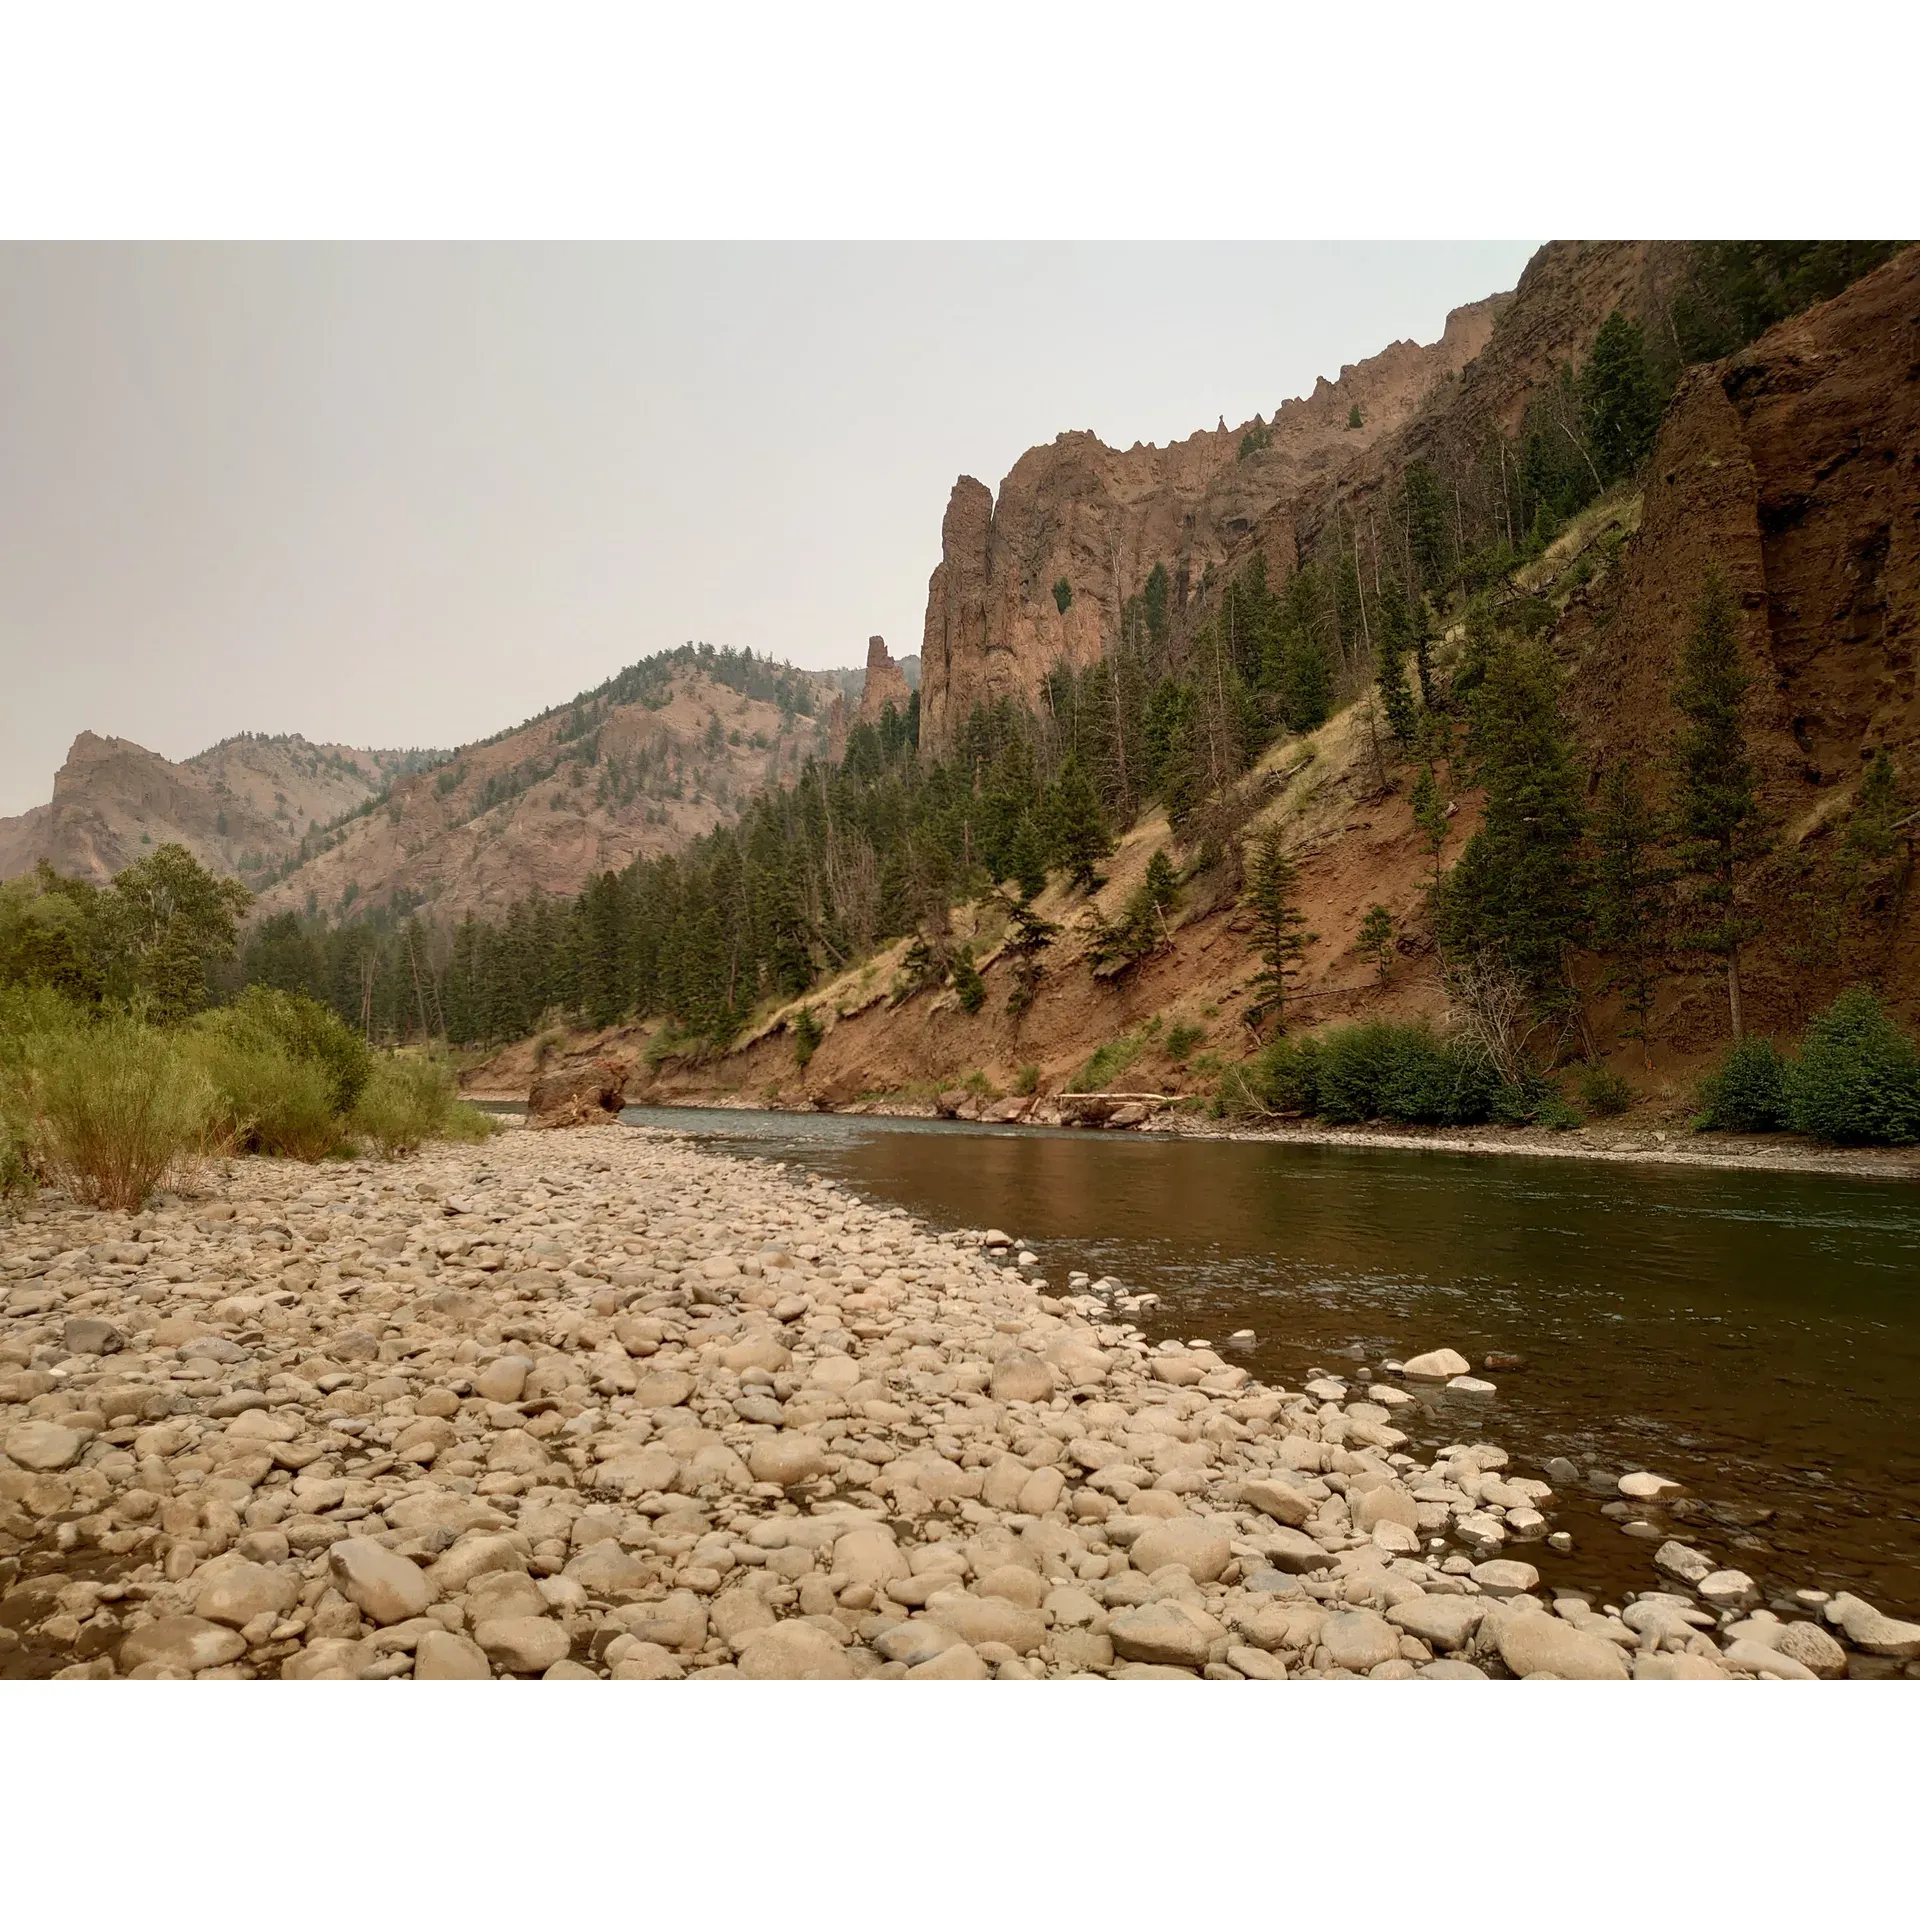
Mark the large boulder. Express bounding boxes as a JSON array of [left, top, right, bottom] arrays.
[[526, 1059, 630, 1129]]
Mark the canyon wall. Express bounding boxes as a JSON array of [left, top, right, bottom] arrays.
[[916, 296, 1507, 754]]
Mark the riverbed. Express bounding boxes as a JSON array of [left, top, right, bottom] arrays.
[[614, 1105, 1920, 1618]]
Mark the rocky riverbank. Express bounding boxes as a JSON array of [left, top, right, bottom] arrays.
[[3, 1125, 1914, 1679]]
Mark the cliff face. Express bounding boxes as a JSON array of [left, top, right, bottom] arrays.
[[0, 732, 414, 885], [1555, 244, 1920, 1039], [1283, 241, 1695, 560], [853, 635, 912, 725], [917, 297, 1507, 755]]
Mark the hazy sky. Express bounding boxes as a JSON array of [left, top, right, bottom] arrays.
[[0, 242, 1538, 816]]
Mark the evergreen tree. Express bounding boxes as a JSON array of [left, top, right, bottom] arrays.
[[1048, 755, 1110, 892], [1244, 825, 1314, 1029], [1672, 572, 1766, 1041], [1374, 587, 1419, 748], [1441, 637, 1587, 997], [1409, 765, 1449, 878], [1591, 755, 1672, 1061], [1578, 309, 1664, 483], [1007, 813, 1048, 904], [1357, 904, 1394, 985]]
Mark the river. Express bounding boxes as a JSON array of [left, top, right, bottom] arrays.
[[611, 1105, 1920, 1619]]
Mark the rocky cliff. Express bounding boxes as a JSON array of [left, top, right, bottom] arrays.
[[853, 635, 912, 726], [917, 296, 1505, 754], [1554, 243, 1920, 1041], [0, 732, 419, 885]]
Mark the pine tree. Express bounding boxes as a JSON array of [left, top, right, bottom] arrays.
[[1578, 309, 1665, 483], [1244, 826, 1314, 1028], [1441, 637, 1587, 997], [1374, 588, 1419, 748], [1673, 572, 1766, 1041], [1007, 813, 1048, 904], [1347, 403, 1363, 430], [1048, 755, 1110, 892], [1591, 755, 1672, 1061], [1410, 764, 1449, 877], [1357, 904, 1394, 985]]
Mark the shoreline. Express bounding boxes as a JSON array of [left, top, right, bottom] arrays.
[[467, 1082, 1920, 1184], [7, 1124, 1908, 1679]]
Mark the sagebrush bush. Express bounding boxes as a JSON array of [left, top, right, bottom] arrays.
[[1695, 1036, 1788, 1133], [353, 1054, 494, 1157], [1783, 988, 1920, 1145], [22, 1016, 215, 1209]]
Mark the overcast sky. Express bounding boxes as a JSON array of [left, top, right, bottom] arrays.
[[0, 241, 1538, 816]]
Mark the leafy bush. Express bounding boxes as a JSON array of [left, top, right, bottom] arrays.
[[1219, 1021, 1523, 1126], [1316, 1022, 1507, 1126], [188, 1030, 343, 1159], [1015, 1063, 1039, 1096], [202, 986, 372, 1112], [1694, 1036, 1788, 1133], [19, 1016, 215, 1209], [352, 1054, 495, 1158], [1782, 989, 1920, 1146], [1580, 1065, 1634, 1118]]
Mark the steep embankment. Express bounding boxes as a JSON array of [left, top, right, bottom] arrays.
[[0, 732, 421, 885]]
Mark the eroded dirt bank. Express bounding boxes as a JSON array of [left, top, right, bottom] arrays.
[[4, 1125, 1913, 1679]]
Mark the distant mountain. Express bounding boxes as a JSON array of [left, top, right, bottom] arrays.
[[0, 731, 432, 885], [249, 647, 843, 924]]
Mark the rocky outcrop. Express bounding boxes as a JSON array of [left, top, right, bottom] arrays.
[[917, 297, 1505, 756], [854, 636, 912, 727]]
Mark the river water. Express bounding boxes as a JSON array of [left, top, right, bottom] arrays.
[[615, 1105, 1920, 1619]]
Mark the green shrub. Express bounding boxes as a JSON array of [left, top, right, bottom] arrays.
[[1068, 1030, 1147, 1093], [1316, 1022, 1506, 1126], [1164, 1020, 1206, 1063], [188, 1030, 343, 1159], [1015, 1063, 1039, 1096], [1580, 1065, 1634, 1118], [20, 1016, 215, 1210], [205, 986, 372, 1112], [1220, 1021, 1524, 1125], [1783, 989, 1920, 1145], [1695, 1036, 1788, 1132], [1533, 1091, 1584, 1131], [353, 1054, 495, 1158]]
